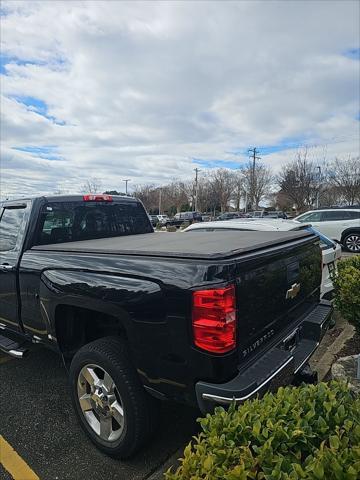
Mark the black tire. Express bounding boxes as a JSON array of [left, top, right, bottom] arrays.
[[69, 336, 159, 458], [342, 232, 360, 253]]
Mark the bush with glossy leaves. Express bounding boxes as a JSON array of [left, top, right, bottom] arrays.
[[166, 381, 360, 480]]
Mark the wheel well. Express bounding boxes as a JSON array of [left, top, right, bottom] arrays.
[[55, 305, 127, 359], [340, 228, 360, 243]]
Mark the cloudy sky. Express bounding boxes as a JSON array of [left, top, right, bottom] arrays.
[[1, 0, 359, 198]]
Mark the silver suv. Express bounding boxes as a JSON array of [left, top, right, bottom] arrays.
[[294, 207, 360, 252]]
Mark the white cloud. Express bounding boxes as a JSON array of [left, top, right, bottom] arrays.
[[0, 0, 359, 198]]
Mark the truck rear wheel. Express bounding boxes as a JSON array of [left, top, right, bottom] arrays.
[[69, 336, 159, 458]]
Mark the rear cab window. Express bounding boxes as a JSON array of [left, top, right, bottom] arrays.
[[35, 200, 153, 245]]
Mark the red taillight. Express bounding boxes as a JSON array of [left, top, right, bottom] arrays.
[[192, 285, 237, 354], [83, 194, 113, 202]]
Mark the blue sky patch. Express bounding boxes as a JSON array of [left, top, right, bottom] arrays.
[[343, 48, 360, 60], [192, 159, 241, 170], [12, 145, 63, 161], [227, 137, 305, 158], [0, 53, 69, 75], [12, 95, 48, 114], [0, 54, 46, 75], [10, 95, 65, 125]]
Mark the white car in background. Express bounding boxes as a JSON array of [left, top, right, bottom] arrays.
[[183, 219, 341, 300], [156, 214, 170, 225], [294, 207, 360, 253]]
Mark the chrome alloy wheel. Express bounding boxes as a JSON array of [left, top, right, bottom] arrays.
[[77, 364, 124, 442], [344, 234, 360, 252]]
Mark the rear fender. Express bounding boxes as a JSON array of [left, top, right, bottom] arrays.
[[40, 269, 163, 349]]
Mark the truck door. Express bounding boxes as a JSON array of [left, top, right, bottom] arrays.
[[0, 202, 29, 333]]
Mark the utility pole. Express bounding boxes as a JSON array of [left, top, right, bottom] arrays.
[[248, 147, 261, 209], [194, 168, 200, 211], [122, 179, 130, 195]]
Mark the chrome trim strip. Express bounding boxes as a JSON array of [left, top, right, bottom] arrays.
[[8, 349, 25, 358], [282, 328, 299, 345], [202, 356, 294, 404]]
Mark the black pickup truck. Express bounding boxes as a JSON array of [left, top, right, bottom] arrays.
[[0, 194, 332, 458]]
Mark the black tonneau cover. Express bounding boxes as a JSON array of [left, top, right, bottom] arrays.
[[32, 230, 314, 260]]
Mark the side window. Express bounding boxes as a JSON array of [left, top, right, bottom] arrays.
[[36, 209, 74, 245], [321, 211, 350, 221], [298, 212, 322, 222], [0, 207, 26, 252], [348, 211, 360, 220]]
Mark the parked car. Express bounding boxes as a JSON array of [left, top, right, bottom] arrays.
[[0, 195, 332, 458], [216, 212, 248, 221], [149, 214, 159, 227], [165, 211, 202, 227], [157, 214, 170, 225], [201, 214, 212, 222], [183, 219, 341, 299], [294, 207, 360, 252], [149, 214, 169, 227], [248, 210, 288, 219]]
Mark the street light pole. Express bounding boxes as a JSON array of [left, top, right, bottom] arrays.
[[122, 179, 130, 195], [158, 188, 162, 215], [194, 168, 200, 212], [237, 171, 247, 213]]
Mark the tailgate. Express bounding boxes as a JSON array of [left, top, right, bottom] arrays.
[[236, 236, 322, 362]]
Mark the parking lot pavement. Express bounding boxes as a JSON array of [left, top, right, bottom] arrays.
[[0, 464, 12, 480], [0, 348, 199, 480], [341, 251, 358, 258]]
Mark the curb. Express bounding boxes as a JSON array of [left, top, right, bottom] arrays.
[[146, 447, 183, 480], [311, 322, 355, 381]]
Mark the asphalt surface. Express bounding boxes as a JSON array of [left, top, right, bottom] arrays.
[[0, 465, 12, 480], [0, 347, 199, 480]]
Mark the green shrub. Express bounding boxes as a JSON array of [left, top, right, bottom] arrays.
[[166, 381, 360, 480], [332, 255, 360, 335]]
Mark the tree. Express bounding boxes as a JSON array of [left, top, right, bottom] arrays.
[[162, 180, 189, 213], [231, 171, 246, 211], [328, 156, 360, 205], [132, 184, 159, 212], [208, 169, 236, 212], [103, 190, 124, 195], [240, 162, 273, 209], [81, 178, 102, 194], [277, 149, 319, 211]]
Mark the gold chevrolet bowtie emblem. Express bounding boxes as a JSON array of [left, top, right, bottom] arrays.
[[286, 283, 301, 300]]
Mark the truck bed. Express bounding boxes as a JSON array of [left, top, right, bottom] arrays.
[[32, 230, 313, 260]]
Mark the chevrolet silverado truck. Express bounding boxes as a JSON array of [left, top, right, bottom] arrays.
[[0, 194, 332, 458]]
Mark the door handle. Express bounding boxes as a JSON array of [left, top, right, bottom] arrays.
[[0, 263, 15, 272]]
